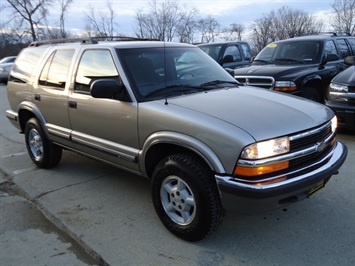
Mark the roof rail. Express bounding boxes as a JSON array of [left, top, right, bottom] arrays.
[[90, 36, 160, 41], [29, 38, 98, 47], [318, 32, 351, 36], [28, 36, 160, 47]]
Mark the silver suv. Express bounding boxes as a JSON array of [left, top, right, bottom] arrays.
[[5, 38, 347, 241]]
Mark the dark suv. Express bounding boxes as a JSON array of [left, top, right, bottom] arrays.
[[326, 56, 355, 130], [234, 34, 355, 102]]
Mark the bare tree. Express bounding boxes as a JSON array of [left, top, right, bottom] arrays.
[[197, 15, 220, 43], [6, 0, 54, 41], [250, 15, 276, 53], [275, 6, 319, 39], [135, 0, 197, 42], [176, 7, 198, 43], [222, 23, 245, 41], [332, 0, 355, 35], [250, 6, 321, 53], [84, 1, 118, 37], [58, 0, 73, 38]]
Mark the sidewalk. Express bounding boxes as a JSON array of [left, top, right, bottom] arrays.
[[0, 172, 102, 266]]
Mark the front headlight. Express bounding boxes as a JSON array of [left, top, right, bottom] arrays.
[[329, 82, 348, 93], [331, 116, 337, 133], [274, 81, 297, 92], [241, 137, 290, 160]]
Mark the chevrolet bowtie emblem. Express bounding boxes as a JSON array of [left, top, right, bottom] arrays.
[[316, 141, 327, 152]]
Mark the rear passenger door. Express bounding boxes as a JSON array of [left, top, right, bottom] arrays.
[[68, 49, 140, 172], [34, 48, 75, 148]]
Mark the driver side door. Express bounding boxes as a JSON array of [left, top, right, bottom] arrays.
[[68, 49, 140, 172]]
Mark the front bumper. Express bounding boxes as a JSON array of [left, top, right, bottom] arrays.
[[216, 141, 348, 214], [326, 100, 355, 130]]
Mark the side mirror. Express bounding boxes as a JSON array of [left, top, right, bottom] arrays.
[[90, 79, 124, 99], [344, 56, 355, 66], [222, 55, 234, 64], [321, 54, 339, 65]]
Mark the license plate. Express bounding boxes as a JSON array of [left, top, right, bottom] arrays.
[[308, 180, 325, 197]]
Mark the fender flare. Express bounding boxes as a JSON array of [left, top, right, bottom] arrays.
[[17, 101, 48, 135], [139, 131, 226, 177]]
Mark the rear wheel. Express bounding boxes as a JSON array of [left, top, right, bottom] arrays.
[[151, 153, 224, 241], [24, 118, 62, 168]]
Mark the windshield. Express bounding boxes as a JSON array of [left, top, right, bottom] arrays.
[[117, 46, 237, 101], [254, 41, 321, 65]]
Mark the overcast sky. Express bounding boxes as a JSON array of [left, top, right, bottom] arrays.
[[68, 0, 335, 35], [1, 0, 336, 36]]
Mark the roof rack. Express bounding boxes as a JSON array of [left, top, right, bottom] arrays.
[[28, 36, 160, 47], [318, 32, 351, 36], [29, 38, 97, 47]]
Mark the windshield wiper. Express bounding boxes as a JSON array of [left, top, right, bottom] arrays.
[[145, 85, 204, 98], [253, 59, 272, 64], [274, 57, 304, 64], [200, 80, 239, 87]]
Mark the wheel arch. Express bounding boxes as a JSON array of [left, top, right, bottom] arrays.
[[301, 76, 325, 101], [140, 131, 226, 178], [17, 102, 47, 133]]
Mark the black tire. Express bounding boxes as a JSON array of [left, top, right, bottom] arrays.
[[24, 118, 62, 168], [302, 87, 321, 102], [151, 153, 224, 241]]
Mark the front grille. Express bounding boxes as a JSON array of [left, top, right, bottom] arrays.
[[235, 75, 274, 89], [290, 124, 332, 151], [236, 121, 335, 182], [289, 121, 334, 165]]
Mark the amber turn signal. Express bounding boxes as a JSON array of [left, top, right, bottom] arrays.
[[234, 161, 289, 177]]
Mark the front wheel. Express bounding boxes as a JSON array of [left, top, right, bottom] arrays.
[[151, 153, 224, 241], [302, 87, 321, 102], [24, 118, 62, 168]]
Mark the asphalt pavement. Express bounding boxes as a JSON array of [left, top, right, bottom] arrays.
[[1, 84, 354, 266]]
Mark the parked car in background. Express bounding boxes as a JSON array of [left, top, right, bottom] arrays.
[[5, 38, 347, 241], [234, 33, 355, 103], [197, 41, 253, 70], [0, 56, 16, 84], [326, 56, 355, 130]]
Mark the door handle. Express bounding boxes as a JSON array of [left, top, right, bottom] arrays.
[[69, 101, 77, 109]]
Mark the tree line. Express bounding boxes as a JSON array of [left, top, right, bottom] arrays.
[[1, 0, 354, 59]]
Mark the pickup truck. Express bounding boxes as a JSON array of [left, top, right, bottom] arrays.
[[197, 41, 253, 70], [6, 38, 347, 241], [234, 34, 355, 103]]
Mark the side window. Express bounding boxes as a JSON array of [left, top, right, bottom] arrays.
[[241, 43, 252, 60], [223, 45, 242, 62], [39, 49, 74, 88], [324, 40, 337, 57], [10, 47, 47, 83], [75, 49, 119, 93], [347, 38, 355, 55], [336, 39, 351, 59]]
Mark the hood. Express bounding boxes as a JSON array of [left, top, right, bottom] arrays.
[[167, 87, 333, 141], [234, 64, 315, 78], [332, 66, 355, 86]]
